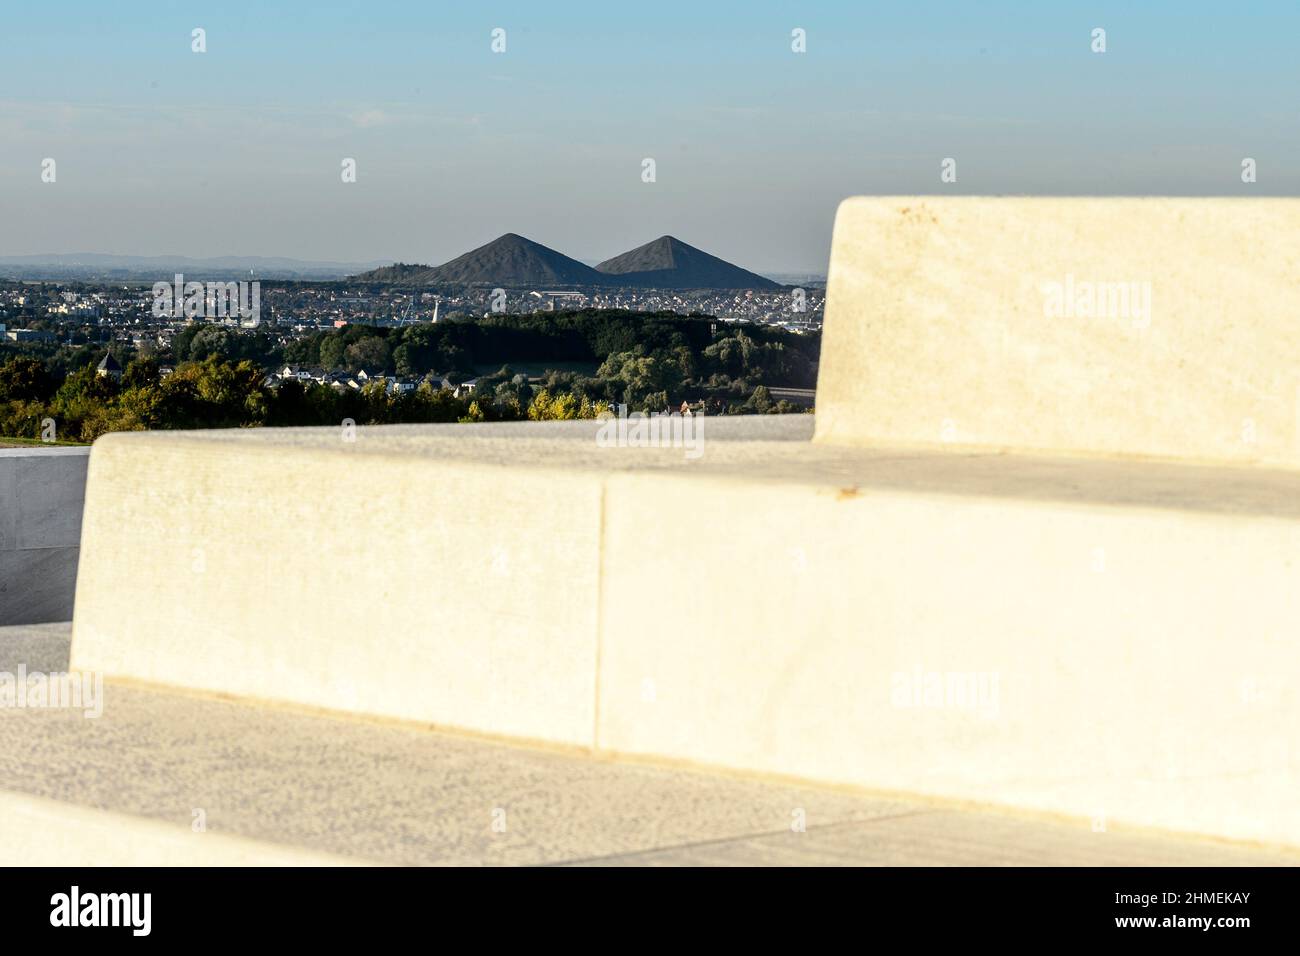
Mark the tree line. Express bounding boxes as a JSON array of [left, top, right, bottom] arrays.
[[0, 310, 817, 442]]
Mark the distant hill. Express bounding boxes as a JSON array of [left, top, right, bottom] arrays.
[[355, 233, 783, 290], [595, 236, 783, 290], [355, 234, 611, 287], [352, 262, 441, 283]]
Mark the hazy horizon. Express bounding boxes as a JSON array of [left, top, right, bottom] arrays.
[[2, 1, 1297, 273]]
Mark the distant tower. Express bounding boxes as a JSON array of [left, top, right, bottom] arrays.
[[431, 297, 440, 324]]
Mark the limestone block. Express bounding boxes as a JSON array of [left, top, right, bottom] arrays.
[[66, 419, 1300, 847], [596, 455, 1300, 849], [70, 432, 604, 746], [815, 197, 1300, 468]]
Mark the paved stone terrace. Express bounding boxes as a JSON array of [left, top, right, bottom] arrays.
[[2, 623, 1293, 866]]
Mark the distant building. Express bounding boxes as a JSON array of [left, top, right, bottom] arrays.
[[4, 329, 56, 343], [96, 354, 123, 380]]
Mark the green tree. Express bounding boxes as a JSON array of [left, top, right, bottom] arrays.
[[318, 334, 347, 370], [122, 357, 160, 390], [344, 336, 391, 372], [0, 357, 56, 403]]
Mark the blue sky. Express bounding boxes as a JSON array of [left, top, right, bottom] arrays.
[[1, 1, 1297, 271]]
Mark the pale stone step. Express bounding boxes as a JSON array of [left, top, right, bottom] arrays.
[[70, 417, 811, 750], [3, 624, 1293, 867], [65, 418, 1300, 849]]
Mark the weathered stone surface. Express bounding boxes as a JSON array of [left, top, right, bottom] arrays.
[[4, 624, 1293, 867], [72, 429, 609, 747], [64, 418, 1300, 849], [815, 197, 1300, 468], [596, 455, 1300, 849]]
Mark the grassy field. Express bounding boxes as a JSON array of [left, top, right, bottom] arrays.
[[0, 435, 89, 448]]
